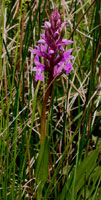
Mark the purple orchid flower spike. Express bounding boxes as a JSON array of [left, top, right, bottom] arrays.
[[30, 9, 74, 82]]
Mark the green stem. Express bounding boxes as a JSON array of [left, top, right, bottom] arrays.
[[40, 74, 53, 144]]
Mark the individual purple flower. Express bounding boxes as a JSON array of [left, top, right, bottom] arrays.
[[32, 56, 45, 82], [30, 9, 74, 81]]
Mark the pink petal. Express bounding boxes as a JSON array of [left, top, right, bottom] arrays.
[[54, 30, 59, 37], [41, 34, 45, 40], [34, 56, 45, 68], [54, 64, 63, 77], [57, 39, 73, 46], [64, 62, 73, 74], [38, 39, 46, 44], [35, 73, 44, 82], [41, 44, 47, 52], [63, 48, 73, 58], [32, 67, 37, 72], [61, 22, 67, 29], [62, 39, 73, 44], [30, 49, 39, 54], [44, 21, 51, 28], [49, 49, 54, 54]]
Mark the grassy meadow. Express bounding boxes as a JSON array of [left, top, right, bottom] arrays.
[[0, 0, 101, 199]]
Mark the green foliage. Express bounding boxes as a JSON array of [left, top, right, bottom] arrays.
[[36, 136, 49, 200]]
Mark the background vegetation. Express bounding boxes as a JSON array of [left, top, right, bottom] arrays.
[[0, 0, 101, 199]]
